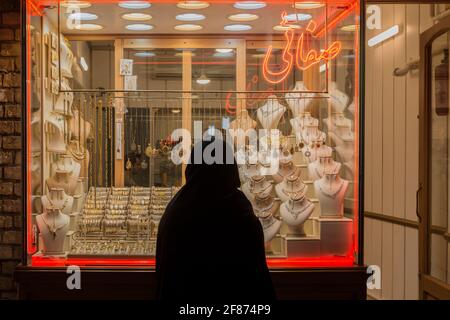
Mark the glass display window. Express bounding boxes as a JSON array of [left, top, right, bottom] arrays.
[[25, 0, 362, 269]]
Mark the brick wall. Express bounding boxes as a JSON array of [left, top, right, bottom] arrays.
[[0, 0, 21, 300]]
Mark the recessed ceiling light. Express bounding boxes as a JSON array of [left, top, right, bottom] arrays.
[[216, 48, 233, 53], [233, 1, 266, 10], [118, 1, 151, 9], [74, 23, 103, 31], [196, 73, 210, 85], [60, 1, 92, 8], [176, 13, 205, 21], [176, 1, 210, 10], [224, 24, 252, 31], [285, 13, 312, 22], [122, 13, 152, 21], [174, 24, 203, 31], [134, 51, 155, 57], [228, 13, 259, 22], [273, 24, 301, 31], [68, 12, 98, 21], [341, 24, 357, 32], [126, 23, 154, 31], [213, 52, 234, 58], [293, 2, 325, 9]]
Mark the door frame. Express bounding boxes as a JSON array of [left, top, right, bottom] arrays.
[[418, 15, 450, 300]]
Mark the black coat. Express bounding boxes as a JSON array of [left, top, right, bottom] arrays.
[[156, 139, 275, 301]]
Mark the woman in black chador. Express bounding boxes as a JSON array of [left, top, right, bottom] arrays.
[[156, 138, 275, 301]]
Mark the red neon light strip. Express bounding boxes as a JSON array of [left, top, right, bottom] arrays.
[[32, 256, 354, 268], [26, 2, 36, 255]]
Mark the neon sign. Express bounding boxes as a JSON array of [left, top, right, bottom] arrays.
[[262, 12, 342, 84]]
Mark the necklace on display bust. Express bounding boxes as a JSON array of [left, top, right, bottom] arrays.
[[319, 174, 345, 199], [257, 96, 287, 129], [40, 211, 69, 239], [253, 195, 275, 217], [249, 176, 272, 194], [312, 156, 341, 179], [68, 140, 86, 161], [286, 196, 314, 220], [281, 175, 306, 198]]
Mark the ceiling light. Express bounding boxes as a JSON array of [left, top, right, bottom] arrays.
[[213, 52, 234, 58], [171, 109, 181, 114], [80, 57, 89, 71], [122, 13, 152, 21], [134, 51, 155, 57], [196, 73, 210, 85], [126, 24, 154, 31], [224, 24, 252, 31], [174, 52, 196, 57], [285, 13, 312, 22], [368, 25, 400, 47], [68, 12, 98, 21], [341, 24, 357, 32], [252, 53, 266, 58], [74, 24, 103, 31], [273, 24, 301, 31], [176, 1, 210, 10], [60, 1, 92, 8], [216, 48, 233, 53], [228, 13, 259, 22], [175, 24, 203, 31], [293, 2, 324, 9], [118, 1, 151, 9], [233, 2, 266, 10], [176, 13, 205, 21]]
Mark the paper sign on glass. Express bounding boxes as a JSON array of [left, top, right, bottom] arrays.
[[120, 59, 133, 76], [124, 75, 137, 91]]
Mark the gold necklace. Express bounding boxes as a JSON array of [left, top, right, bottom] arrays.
[[41, 214, 68, 239]]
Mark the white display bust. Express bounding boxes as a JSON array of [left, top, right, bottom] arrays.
[[242, 175, 273, 203], [322, 112, 352, 132], [285, 81, 314, 117], [290, 112, 319, 133], [36, 207, 70, 255], [46, 112, 66, 153], [280, 193, 315, 235], [257, 96, 286, 129], [308, 156, 341, 181], [275, 174, 307, 202], [314, 173, 348, 218], [230, 109, 257, 131], [272, 151, 300, 183], [41, 188, 74, 215], [329, 84, 350, 113], [243, 163, 262, 180], [46, 155, 81, 195], [253, 195, 281, 243]]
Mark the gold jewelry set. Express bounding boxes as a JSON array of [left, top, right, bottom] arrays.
[[71, 186, 181, 255]]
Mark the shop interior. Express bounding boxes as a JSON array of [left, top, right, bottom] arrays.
[[26, 0, 361, 268]]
